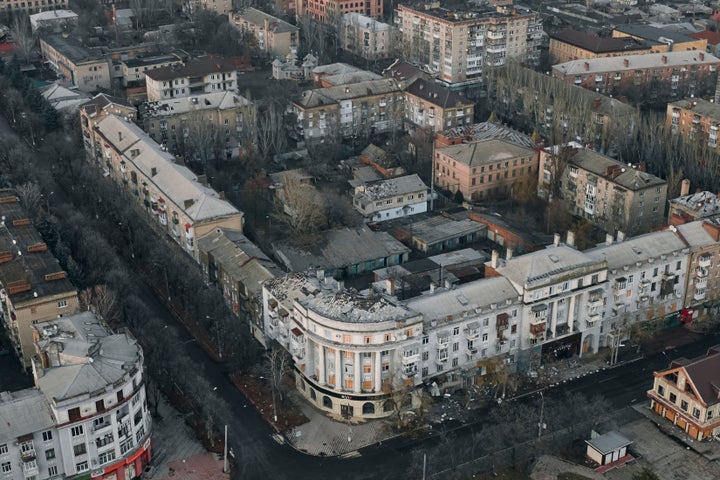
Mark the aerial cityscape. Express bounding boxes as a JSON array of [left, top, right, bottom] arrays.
[[2, 0, 720, 479]]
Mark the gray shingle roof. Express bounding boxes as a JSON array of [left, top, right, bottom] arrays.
[[437, 139, 536, 167], [0, 389, 55, 442], [553, 50, 720, 76]]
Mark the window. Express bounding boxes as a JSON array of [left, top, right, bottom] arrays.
[[453, 327, 460, 335], [45, 449, 55, 460], [669, 392, 677, 403], [58, 300, 68, 308], [422, 367, 428, 376], [42, 431, 53, 442], [76, 461, 89, 473], [422, 335, 429, 345], [73, 443, 87, 456], [120, 438, 134, 456], [681, 400, 688, 411], [657, 385, 665, 396], [69, 408, 81, 423], [693, 407, 701, 419], [0, 444, 6, 455], [98, 450, 116, 465], [452, 342, 459, 352], [452, 357, 459, 367], [422, 351, 429, 361], [48, 465, 58, 476], [71, 425, 84, 437], [1, 462, 10, 473], [364, 336, 371, 344], [482, 333, 488, 341], [117, 390, 125, 402]]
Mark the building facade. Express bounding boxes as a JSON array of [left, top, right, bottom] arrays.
[[85, 114, 244, 261], [297, 0, 382, 24], [120, 54, 184, 87], [434, 138, 538, 201], [552, 51, 720, 95], [340, 13, 391, 61], [229, 8, 299, 58], [144, 58, 238, 102], [0, 0, 67, 15], [676, 219, 720, 316], [549, 28, 651, 64], [538, 146, 667, 236], [0, 191, 79, 370], [403, 78, 475, 132], [396, 4, 542, 85], [352, 174, 429, 222], [140, 91, 255, 158], [667, 98, 720, 148], [0, 312, 151, 480], [648, 348, 720, 441], [40, 35, 111, 93]]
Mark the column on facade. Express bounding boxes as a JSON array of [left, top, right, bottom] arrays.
[[374, 350, 382, 392], [550, 299, 558, 336], [567, 294, 577, 333], [354, 352, 361, 393], [317, 343, 326, 384], [335, 348, 342, 389]]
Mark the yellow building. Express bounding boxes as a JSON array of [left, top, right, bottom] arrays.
[[549, 28, 651, 64], [612, 24, 707, 53], [229, 8, 299, 58], [40, 35, 111, 92]]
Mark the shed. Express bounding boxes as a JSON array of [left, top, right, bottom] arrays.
[[585, 431, 632, 466]]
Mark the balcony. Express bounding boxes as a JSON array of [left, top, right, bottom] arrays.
[[486, 31, 504, 40], [586, 312, 602, 324], [587, 288, 604, 307], [531, 304, 548, 323], [20, 448, 36, 462], [464, 322, 480, 339], [402, 350, 420, 364], [694, 289, 707, 301], [22, 459, 39, 477], [699, 255, 712, 268], [696, 276, 708, 288]]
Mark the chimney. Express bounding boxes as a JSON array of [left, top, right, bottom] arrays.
[[491, 249, 499, 268], [616, 231, 625, 242], [566, 230, 575, 247], [118, 131, 123, 141], [661, 55, 667, 64], [605, 233, 614, 246], [623, 58, 629, 67], [197, 174, 208, 185], [700, 52, 705, 61], [553, 233, 561, 246], [506, 248, 513, 260], [584, 61, 590, 71], [385, 278, 395, 295], [702, 220, 720, 241], [429, 282, 437, 294], [593, 98, 602, 108], [219, 191, 225, 200], [680, 178, 691, 197], [151, 167, 157, 177]]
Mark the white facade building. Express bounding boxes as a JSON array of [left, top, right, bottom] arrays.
[[352, 174, 429, 223], [0, 312, 152, 480]]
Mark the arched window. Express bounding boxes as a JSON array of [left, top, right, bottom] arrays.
[[362, 402, 375, 415], [322, 396, 333, 408], [310, 389, 316, 400]]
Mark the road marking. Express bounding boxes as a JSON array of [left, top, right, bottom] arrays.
[[340, 451, 361, 459], [598, 376, 617, 383]]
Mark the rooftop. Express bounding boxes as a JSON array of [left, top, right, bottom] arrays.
[[144, 57, 237, 81], [404, 78, 473, 109], [669, 190, 720, 218], [586, 431, 633, 455], [301, 289, 418, 324], [30, 9, 78, 22], [41, 83, 90, 111], [0, 389, 55, 442], [354, 174, 428, 202], [668, 97, 720, 121], [273, 228, 410, 273], [374, 248, 486, 280], [342, 12, 391, 30], [437, 121, 537, 149], [564, 148, 667, 191], [81, 92, 134, 116], [494, 244, 605, 290], [95, 115, 242, 223], [437, 139, 536, 167], [142, 91, 251, 118], [41, 35, 104, 64], [34, 311, 141, 404], [407, 215, 486, 245], [689, 29, 720, 45], [553, 51, 720, 76], [614, 23, 696, 44], [675, 220, 717, 249], [398, 3, 537, 23], [0, 192, 76, 307], [667, 349, 720, 405], [295, 78, 401, 108], [320, 70, 383, 87], [585, 230, 687, 270], [123, 53, 182, 68], [550, 28, 651, 53], [233, 8, 298, 34]]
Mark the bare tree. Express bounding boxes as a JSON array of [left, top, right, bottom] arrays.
[[274, 172, 326, 235], [11, 17, 35, 65], [79, 284, 118, 322], [15, 182, 43, 219], [256, 102, 287, 159], [180, 111, 224, 166]]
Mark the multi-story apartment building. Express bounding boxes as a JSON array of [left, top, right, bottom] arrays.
[[669, 189, 720, 225], [676, 219, 720, 317], [40, 35, 111, 93], [352, 174, 429, 222], [552, 51, 720, 95], [586, 230, 689, 343], [434, 121, 536, 149], [144, 57, 238, 102], [340, 13, 392, 61], [0, 191, 79, 370], [292, 78, 403, 141], [140, 91, 255, 158], [120, 53, 184, 87], [648, 347, 720, 440], [612, 24, 707, 53], [29, 9, 78, 33], [229, 8, 299, 58], [297, 0, 382, 23], [0, 0, 67, 15], [80, 93, 138, 154], [198, 228, 281, 346], [396, 3, 542, 85], [488, 242, 609, 367], [538, 146, 667, 236], [434, 138, 538, 201], [549, 28, 651, 64], [185, 0, 232, 15], [0, 312, 151, 480], [263, 273, 425, 420], [403, 78, 475, 132], [86, 114, 244, 260], [667, 98, 720, 148]]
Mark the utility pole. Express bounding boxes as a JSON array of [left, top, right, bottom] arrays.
[[223, 424, 228, 473], [537, 391, 545, 438], [422, 453, 426, 480]]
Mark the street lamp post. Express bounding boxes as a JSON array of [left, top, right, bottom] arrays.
[[206, 315, 223, 360], [537, 391, 545, 438]]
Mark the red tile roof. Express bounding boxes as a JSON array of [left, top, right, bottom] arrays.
[[690, 30, 720, 46]]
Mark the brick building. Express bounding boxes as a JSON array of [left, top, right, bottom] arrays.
[[667, 97, 720, 148], [549, 28, 651, 64]]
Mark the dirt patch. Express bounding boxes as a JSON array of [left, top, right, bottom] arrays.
[[229, 371, 309, 433]]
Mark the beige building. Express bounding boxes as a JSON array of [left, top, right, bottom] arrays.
[[434, 139, 538, 201], [538, 146, 667, 236], [140, 91, 255, 158], [0, 192, 79, 369], [87, 114, 244, 260], [340, 13, 391, 60], [675, 219, 720, 315], [292, 78, 403, 141], [40, 35, 111, 92], [352, 174, 429, 222], [229, 8, 299, 58], [0, 0, 67, 15], [396, 3, 542, 85], [667, 98, 720, 148], [403, 78, 475, 132], [144, 57, 238, 102], [80, 93, 138, 156], [120, 53, 184, 87]]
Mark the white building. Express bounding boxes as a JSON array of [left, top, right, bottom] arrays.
[[352, 174, 429, 222], [29, 9, 78, 32], [0, 312, 152, 480], [144, 58, 238, 102], [340, 13, 392, 60]]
